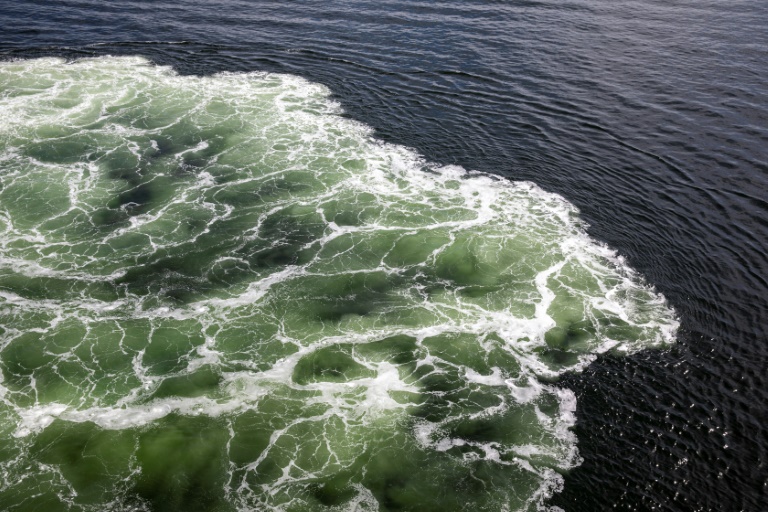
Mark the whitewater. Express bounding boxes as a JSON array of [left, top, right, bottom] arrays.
[[0, 57, 676, 511]]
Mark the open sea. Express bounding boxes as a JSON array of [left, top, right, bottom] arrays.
[[0, 1, 766, 511]]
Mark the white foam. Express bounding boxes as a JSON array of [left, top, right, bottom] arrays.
[[464, 366, 505, 386], [14, 403, 68, 437], [0, 56, 679, 511]]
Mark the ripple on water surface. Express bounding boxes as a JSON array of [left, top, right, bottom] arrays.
[[0, 57, 676, 511]]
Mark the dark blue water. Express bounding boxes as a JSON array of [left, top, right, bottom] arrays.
[[1, 1, 766, 510]]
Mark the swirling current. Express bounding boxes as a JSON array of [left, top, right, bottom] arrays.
[[0, 57, 677, 510]]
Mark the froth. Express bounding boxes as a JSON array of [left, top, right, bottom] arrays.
[[0, 56, 677, 511]]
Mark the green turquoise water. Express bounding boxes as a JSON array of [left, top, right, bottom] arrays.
[[0, 57, 677, 511]]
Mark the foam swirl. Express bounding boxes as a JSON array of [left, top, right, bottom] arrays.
[[0, 57, 676, 511]]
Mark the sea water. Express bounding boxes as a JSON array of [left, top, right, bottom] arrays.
[[0, 57, 677, 511]]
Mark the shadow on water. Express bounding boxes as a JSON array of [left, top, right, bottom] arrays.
[[133, 415, 231, 511], [112, 209, 324, 304], [292, 345, 376, 385]]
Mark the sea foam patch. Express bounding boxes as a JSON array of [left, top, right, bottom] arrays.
[[0, 57, 677, 511]]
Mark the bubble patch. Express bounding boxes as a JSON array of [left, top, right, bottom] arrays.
[[0, 57, 677, 511]]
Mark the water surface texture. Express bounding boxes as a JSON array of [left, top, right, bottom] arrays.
[[0, 56, 677, 511], [1, 0, 767, 511]]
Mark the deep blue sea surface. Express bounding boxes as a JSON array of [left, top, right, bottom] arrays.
[[1, 1, 766, 511]]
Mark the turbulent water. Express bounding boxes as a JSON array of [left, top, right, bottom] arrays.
[[0, 57, 677, 511]]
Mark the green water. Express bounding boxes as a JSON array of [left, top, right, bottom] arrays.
[[0, 57, 677, 511]]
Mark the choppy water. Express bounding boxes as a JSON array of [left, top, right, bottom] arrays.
[[1, 1, 767, 511], [0, 56, 676, 511]]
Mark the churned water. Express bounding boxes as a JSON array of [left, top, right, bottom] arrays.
[[1, 1, 767, 511], [0, 56, 675, 510]]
